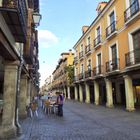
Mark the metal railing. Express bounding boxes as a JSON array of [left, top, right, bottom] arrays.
[[85, 70, 92, 78], [106, 21, 116, 38], [85, 44, 91, 54], [124, 0, 140, 22], [125, 48, 140, 66], [79, 73, 84, 80], [94, 35, 101, 47], [74, 56, 78, 63], [79, 51, 84, 59], [106, 58, 120, 72], [93, 65, 103, 76]]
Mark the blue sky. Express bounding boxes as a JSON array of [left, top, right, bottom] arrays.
[[38, 0, 108, 86]]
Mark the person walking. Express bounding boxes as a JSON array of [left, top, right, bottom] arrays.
[[56, 92, 64, 117]]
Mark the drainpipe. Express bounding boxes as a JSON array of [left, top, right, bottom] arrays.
[[15, 44, 24, 136]]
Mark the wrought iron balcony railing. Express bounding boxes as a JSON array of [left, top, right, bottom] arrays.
[[74, 76, 79, 82], [74, 56, 78, 64], [85, 70, 92, 78], [125, 48, 140, 67], [106, 21, 116, 38], [85, 44, 91, 54], [106, 58, 120, 72], [94, 35, 101, 47], [79, 51, 84, 59], [93, 65, 103, 76], [124, 0, 140, 22], [79, 73, 84, 80], [0, 0, 28, 42]]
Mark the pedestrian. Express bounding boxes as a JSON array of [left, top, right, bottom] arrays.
[[30, 101, 38, 117], [56, 92, 64, 117]]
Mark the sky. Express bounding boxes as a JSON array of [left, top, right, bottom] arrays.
[[38, 0, 108, 86]]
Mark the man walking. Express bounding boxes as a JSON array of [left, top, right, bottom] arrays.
[[56, 92, 64, 116]]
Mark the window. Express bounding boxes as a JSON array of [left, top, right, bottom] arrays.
[[132, 30, 140, 63], [87, 59, 91, 71], [81, 64, 84, 73], [110, 11, 115, 24], [97, 26, 101, 37], [97, 53, 101, 66], [87, 37, 90, 45], [133, 29, 140, 50], [80, 44, 83, 51], [111, 44, 117, 61]]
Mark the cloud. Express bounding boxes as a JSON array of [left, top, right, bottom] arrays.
[[39, 61, 57, 87], [38, 30, 59, 48]]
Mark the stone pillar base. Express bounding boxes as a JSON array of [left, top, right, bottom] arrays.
[[126, 107, 135, 112], [85, 100, 90, 104], [106, 103, 114, 108], [95, 102, 99, 105], [0, 125, 17, 139]]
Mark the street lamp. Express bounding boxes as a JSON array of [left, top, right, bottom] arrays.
[[32, 12, 42, 27]]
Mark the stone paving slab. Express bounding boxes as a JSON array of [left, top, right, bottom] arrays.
[[15, 100, 140, 140]]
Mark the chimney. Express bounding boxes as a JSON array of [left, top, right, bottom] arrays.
[[82, 26, 89, 34], [96, 1, 108, 15]]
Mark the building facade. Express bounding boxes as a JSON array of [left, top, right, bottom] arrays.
[[0, 0, 40, 138], [51, 50, 74, 98], [73, 0, 140, 111]]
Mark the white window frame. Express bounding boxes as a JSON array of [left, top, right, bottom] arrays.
[[128, 26, 140, 64], [128, 26, 140, 51], [87, 36, 91, 45], [80, 44, 83, 52], [109, 41, 119, 61], [87, 59, 92, 70], [95, 24, 101, 37], [107, 7, 116, 26]]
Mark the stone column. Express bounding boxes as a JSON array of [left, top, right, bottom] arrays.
[[74, 86, 78, 100], [124, 75, 135, 111], [19, 75, 28, 119], [0, 62, 18, 138], [67, 86, 71, 99], [106, 79, 113, 108], [79, 84, 83, 102], [94, 81, 99, 105], [85, 83, 90, 103]]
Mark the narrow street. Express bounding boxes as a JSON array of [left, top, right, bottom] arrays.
[[18, 100, 140, 140]]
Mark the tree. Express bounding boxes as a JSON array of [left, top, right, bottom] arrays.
[[65, 65, 74, 86]]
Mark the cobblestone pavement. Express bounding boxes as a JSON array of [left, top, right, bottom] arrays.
[[18, 100, 140, 140]]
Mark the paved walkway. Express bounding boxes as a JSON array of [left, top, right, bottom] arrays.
[[18, 100, 140, 140]]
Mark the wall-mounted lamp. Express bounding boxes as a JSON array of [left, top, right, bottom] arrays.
[[32, 12, 42, 27]]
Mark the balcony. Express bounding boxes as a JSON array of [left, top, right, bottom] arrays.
[[93, 65, 103, 77], [0, 0, 28, 43], [106, 21, 117, 39], [79, 51, 84, 60], [23, 35, 34, 64], [106, 58, 120, 73], [74, 76, 79, 83], [85, 70, 92, 79], [94, 35, 102, 48], [79, 73, 84, 80], [125, 48, 140, 67], [74, 56, 78, 64], [85, 44, 91, 55], [124, 0, 140, 24]]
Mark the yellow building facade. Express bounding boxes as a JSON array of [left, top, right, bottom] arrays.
[[51, 50, 74, 98], [73, 0, 140, 111]]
